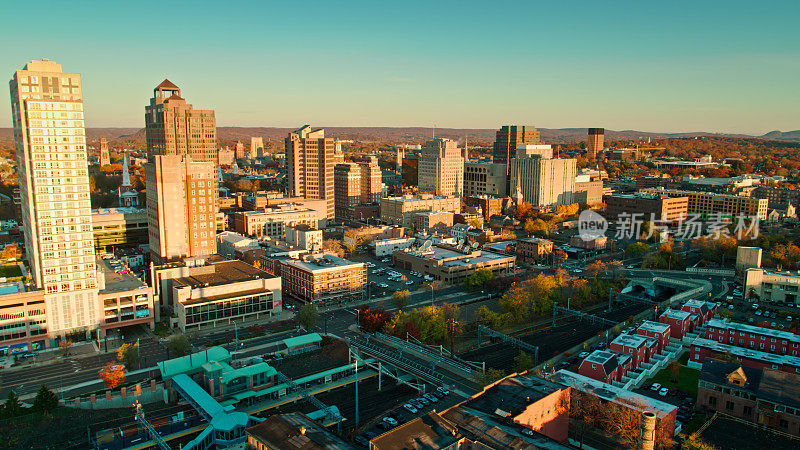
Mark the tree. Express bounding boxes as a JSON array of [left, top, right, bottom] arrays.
[[475, 368, 506, 386], [358, 306, 392, 333], [553, 250, 568, 267], [626, 242, 649, 255], [513, 351, 534, 373], [584, 261, 607, 279], [462, 269, 495, 291], [99, 362, 126, 388], [59, 339, 72, 357], [2, 390, 23, 418], [296, 304, 319, 331], [323, 239, 345, 258], [0, 243, 21, 260], [514, 202, 532, 220], [33, 385, 59, 414], [668, 361, 681, 382], [442, 303, 461, 355], [117, 342, 140, 370], [391, 290, 411, 310], [168, 334, 191, 357]]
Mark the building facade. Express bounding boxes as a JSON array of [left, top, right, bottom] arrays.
[[380, 194, 461, 229], [463, 160, 507, 197], [280, 255, 366, 307], [10, 59, 100, 336], [586, 128, 604, 159], [285, 125, 334, 219], [640, 188, 768, 220], [91, 207, 148, 252], [604, 193, 689, 222], [418, 138, 464, 197], [492, 125, 541, 192], [510, 146, 577, 207], [233, 206, 317, 239]]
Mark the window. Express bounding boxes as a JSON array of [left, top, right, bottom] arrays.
[[743, 405, 753, 417], [708, 396, 717, 407], [726, 401, 734, 411]]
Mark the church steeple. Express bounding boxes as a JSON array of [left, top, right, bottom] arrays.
[[121, 151, 131, 187], [514, 175, 524, 204]]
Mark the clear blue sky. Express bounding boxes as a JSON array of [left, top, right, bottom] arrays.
[[2, 0, 798, 135]]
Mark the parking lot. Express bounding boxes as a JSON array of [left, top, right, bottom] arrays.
[[719, 286, 800, 331], [350, 254, 431, 299]]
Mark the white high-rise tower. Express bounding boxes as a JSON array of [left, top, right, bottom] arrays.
[[9, 59, 99, 335]]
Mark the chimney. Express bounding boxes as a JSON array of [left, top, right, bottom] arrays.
[[640, 411, 656, 450]]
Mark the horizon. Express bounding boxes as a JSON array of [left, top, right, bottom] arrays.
[[2, 1, 799, 135]]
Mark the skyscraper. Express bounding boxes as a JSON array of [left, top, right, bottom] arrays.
[[144, 80, 218, 264], [9, 59, 99, 334], [99, 137, 110, 166], [492, 125, 541, 191], [285, 125, 334, 219], [418, 138, 464, 197], [587, 128, 604, 159], [144, 79, 217, 163], [251, 137, 264, 159], [510, 145, 576, 207]]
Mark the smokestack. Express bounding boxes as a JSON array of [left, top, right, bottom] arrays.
[[640, 411, 656, 450]]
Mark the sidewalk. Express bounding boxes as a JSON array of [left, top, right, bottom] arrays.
[[2, 340, 97, 371]]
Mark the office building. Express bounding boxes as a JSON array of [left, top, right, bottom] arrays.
[[574, 173, 604, 206], [413, 210, 454, 233], [334, 157, 382, 221], [516, 237, 553, 261], [144, 79, 218, 264], [393, 243, 515, 285], [736, 246, 763, 274], [251, 137, 264, 159], [463, 160, 507, 197], [233, 205, 318, 239], [144, 79, 217, 163], [743, 268, 800, 305], [235, 140, 247, 160], [146, 155, 217, 265], [285, 125, 334, 219], [586, 128, 604, 159], [418, 138, 464, 197], [510, 145, 577, 207], [754, 185, 800, 208], [216, 231, 260, 259], [380, 194, 461, 229], [9, 59, 100, 336], [492, 125, 541, 192], [285, 224, 322, 251], [280, 255, 366, 306], [603, 193, 688, 222], [354, 155, 382, 204], [640, 188, 768, 220], [99, 137, 110, 166], [218, 147, 235, 166], [91, 207, 148, 252]]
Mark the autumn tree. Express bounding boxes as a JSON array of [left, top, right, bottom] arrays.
[[442, 303, 461, 355], [0, 243, 21, 260], [475, 368, 506, 386], [322, 239, 345, 258], [117, 342, 140, 370], [462, 269, 495, 291], [513, 202, 532, 220], [99, 362, 126, 388], [59, 339, 72, 357], [390, 290, 410, 311], [358, 306, 392, 333], [584, 260, 607, 278], [668, 361, 682, 382]]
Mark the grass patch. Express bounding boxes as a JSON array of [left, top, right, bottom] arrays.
[[0, 264, 22, 278], [681, 413, 708, 435], [677, 352, 689, 365], [645, 364, 700, 398]]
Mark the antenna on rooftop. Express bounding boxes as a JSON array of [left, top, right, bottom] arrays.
[[432, 124, 436, 139]]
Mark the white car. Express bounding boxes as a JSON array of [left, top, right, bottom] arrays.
[[788, 316, 793, 322], [650, 383, 662, 392], [658, 387, 669, 397], [382, 417, 398, 426], [403, 403, 418, 414], [405, 280, 414, 285], [379, 283, 389, 288]]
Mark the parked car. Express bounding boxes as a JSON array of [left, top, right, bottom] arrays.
[[403, 403, 418, 414], [378, 421, 394, 431], [668, 387, 679, 396], [658, 387, 669, 397], [417, 397, 430, 405], [410, 399, 424, 409], [405, 280, 414, 285], [423, 393, 439, 403], [788, 316, 793, 322], [642, 382, 653, 390], [436, 387, 450, 397], [382, 417, 398, 426], [650, 383, 662, 392]]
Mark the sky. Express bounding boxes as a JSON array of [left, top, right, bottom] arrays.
[[1, 0, 798, 135]]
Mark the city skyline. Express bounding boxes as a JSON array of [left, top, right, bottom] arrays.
[[1, 1, 798, 135]]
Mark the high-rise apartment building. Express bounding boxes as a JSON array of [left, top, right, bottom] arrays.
[[418, 138, 464, 197], [235, 140, 247, 160], [333, 156, 383, 221], [145, 79, 217, 163], [285, 125, 334, 219], [492, 125, 541, 191], [146, 155, 217, 264], [587, 128, 604, 159], [353, 155, 382, 204], [9, 59, 99, 334], [144, 80, 218, 264], [251, 137, 264, 158], [510, 145, 577, 207], [99, 137, 110, 166]]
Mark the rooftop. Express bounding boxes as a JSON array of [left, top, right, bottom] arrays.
[[611, 333, 648, 348], [92, 207, 146, 215], [661, 309, 691, 320], [174, 260, 273, 289], [552, 370, 677, 417], [583, 350, 619, 376], [246, 412, 351, 450], [637, 320, 670, 334], [282, 255, 364, 272], [98, 258, 148, 293], [699, 359, 761, 393], [371, 412, 459, 450], [692, 338, 800, 366], [283, 333, 322, 349], [158, 346, 231, 380], [441, 405, 572, 449], [706, 318, 800, 344], [464, 373, 565, 418]]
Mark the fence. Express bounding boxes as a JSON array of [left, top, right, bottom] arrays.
[[69, 380, 167, 410]]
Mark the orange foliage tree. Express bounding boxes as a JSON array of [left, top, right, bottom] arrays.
[[99, 362, 126, 388]]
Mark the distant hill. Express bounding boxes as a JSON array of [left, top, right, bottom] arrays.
[[0, 126, 797, 144]]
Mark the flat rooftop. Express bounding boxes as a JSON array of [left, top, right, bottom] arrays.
[[611, 334, 648, 348], [552, 370, 677, 417], [661, 309, 691, 320], [693, 338, 800, 366], [98, 258, 148, 293], [282, 255, 364, 272], [174, 260, 273, 289], [92, 207, 146, 215], [638, 320, 670, 334], [707, 318, 800, 344], [464, 373, 565, 418]]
